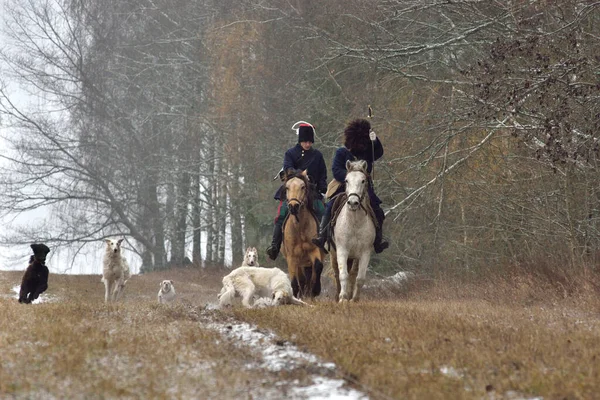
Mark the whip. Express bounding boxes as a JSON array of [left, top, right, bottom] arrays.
[[368, 105, 375, 181]]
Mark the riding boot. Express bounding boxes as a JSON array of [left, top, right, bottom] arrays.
[[311, 206, 331, 253], [266, 220, 283, 260], [373, 206, 389, 254]]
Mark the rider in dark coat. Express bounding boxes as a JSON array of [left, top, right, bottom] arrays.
[[312, 118, 389, 254], [266, 122, 328, 260]]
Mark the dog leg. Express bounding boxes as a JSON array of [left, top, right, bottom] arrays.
[[238, 276, 256, 308], [104, 279, 112, 303], [218, 287, 236, 308]]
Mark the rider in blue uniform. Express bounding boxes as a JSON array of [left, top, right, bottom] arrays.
[[312, 118, 389, 254], [266, 122, 328, 260]]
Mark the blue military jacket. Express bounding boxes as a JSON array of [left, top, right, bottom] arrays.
[[274, 144, 328, 201], [331, 138, 383, 204]]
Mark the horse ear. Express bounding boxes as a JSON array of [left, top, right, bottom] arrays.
[[359, 159, 368, 172], [345, 159, 352, 171], [301, 169, 308, 176]]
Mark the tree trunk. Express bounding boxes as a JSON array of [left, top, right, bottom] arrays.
[[191, 171, 203, 267], [171, 171, 191, 266]]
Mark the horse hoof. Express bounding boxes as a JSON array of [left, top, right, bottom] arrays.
[[338, 298, 349, 304]]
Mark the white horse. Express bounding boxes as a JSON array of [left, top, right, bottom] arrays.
[[330, 160, 376, 303]]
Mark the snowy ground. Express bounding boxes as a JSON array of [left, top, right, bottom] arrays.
[[203, 302, 368, 400]]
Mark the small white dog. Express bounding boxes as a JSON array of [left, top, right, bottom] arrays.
[[158, 280, 176, 304], [241, 247, 259, 267], [217, 266, 309, 308]]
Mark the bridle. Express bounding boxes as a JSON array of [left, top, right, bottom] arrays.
[[346, 171, 368, 212], [286, 176, 310, 222], [287, 197, 305, 207]]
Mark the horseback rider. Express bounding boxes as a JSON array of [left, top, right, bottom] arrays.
[[312, 118, 389, 254], [266, 121, 328, 260]]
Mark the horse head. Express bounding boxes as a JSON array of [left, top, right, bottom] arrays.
[[344, 160, 369, 211], [284, 169, 312, 217]]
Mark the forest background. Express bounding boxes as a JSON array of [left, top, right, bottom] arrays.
[[1, 0, 599, 279]]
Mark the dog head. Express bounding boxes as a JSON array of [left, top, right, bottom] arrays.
[[272, 290, 291, 305], [272, 290, 310, 307], [30, 243, 51, 263], [244, 247, 258, 266], [160, 280, 173, 293], [105, 238, 124, 254]]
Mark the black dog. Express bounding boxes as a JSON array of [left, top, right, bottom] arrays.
[[18, 243, 51, 304]]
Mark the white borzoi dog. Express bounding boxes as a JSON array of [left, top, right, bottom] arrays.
[[158, 280, 176, 304], [102, 238, 130, 302], [241, 247, 259, 267], [218, 266, 309, 308]]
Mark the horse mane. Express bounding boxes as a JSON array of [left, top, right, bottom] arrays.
[[284, 169, 315, 212]]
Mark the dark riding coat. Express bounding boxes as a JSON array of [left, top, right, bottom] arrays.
[[331, 138, 383, 205], [274, 144, 328, 201]]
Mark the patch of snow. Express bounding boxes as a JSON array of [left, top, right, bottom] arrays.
[[291, 376, 367, 400], [204, 302, 220, 311], [205, 318, 367, 400], [488, 391, 543, 400], [388, 271, 409, 284], [439, 365, 464, 379], [12, 285, 55, 303]]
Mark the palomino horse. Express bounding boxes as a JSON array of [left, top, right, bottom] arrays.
[[282, 169, 325, 298], [330, 160, 376, 302]]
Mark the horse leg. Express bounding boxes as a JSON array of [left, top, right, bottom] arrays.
[[330, 250, 341, 300], [307, 249, 323, 298], [303, 266, 313, 298], [336, 250, 351, 302], [288, 261, 300, 298], [348, 259, 358, 301], [311, 259, 323, 297], [291, 276, 300, 298], [351, 252, 371, 302]]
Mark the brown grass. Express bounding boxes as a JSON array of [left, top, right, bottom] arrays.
[[1, 263, 599, 399], [231, 264, 600, 400], [0, 267, 314, 399]]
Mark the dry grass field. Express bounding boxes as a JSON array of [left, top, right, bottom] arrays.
[[1, 263, 599, 399]]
